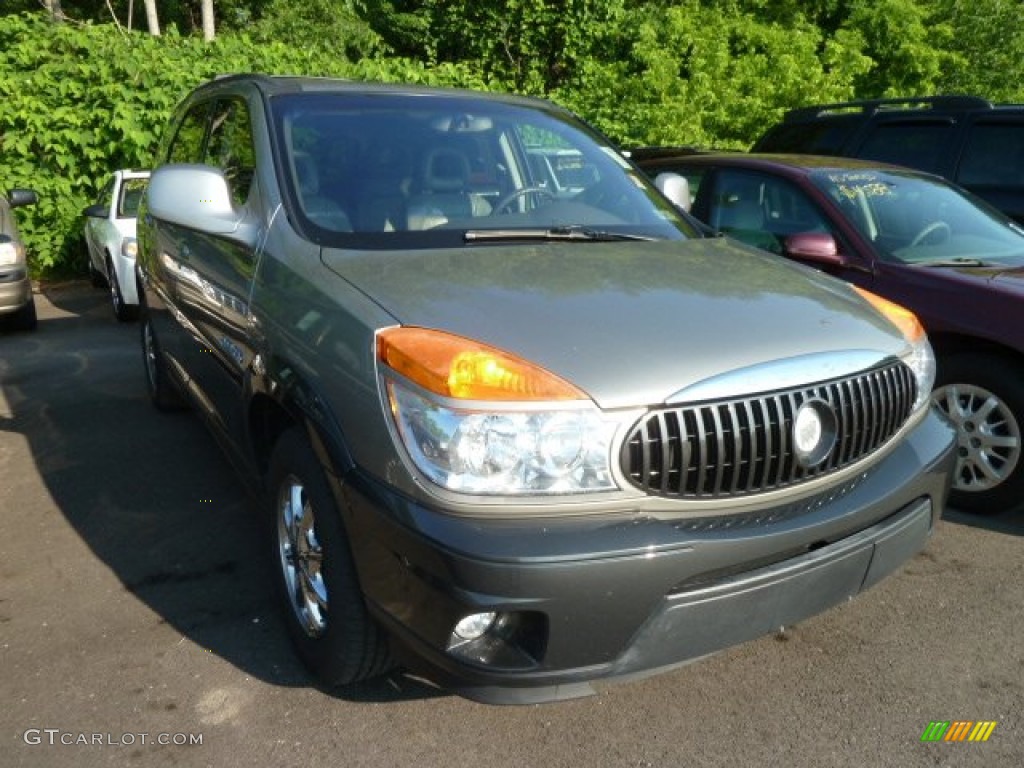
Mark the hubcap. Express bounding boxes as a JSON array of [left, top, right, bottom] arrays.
[[276, 476, 328, 637], [934, 383, 1021, 493], [108, 266, 121, 311]]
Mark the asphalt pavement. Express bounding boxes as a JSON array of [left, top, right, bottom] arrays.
[[1, 282, 1022, 768]]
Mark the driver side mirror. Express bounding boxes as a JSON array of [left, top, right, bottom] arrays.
[[147, 164, 256, 243], [783, 232, 847, 268]]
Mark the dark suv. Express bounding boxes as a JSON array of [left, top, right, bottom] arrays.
[[137, 74, 954, 703], [752, 96, 1024, 223]]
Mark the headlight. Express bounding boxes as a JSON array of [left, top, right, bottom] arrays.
[[121, 237, 138, 259], [901, 334, 936, 411], [853, 287, 935, 411], [0, 239, 25, 267], [379, 327, 618, 495]]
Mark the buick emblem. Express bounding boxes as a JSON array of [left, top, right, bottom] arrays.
[[793, 399, 838, 468]]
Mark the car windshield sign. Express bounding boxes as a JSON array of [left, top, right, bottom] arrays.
[[811, 169, 1024, 266], [270, 92, 695, 248]]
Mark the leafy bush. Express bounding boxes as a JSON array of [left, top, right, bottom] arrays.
[[555, 3, 872, 149], [3, 2, 1023, 278], [0, 13, 485, 277]]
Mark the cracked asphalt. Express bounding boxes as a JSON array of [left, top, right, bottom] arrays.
[[2, 282, 1022, 768]]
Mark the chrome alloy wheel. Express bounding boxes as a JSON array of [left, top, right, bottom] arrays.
[[276, 476, 328, 637], [934, 382, 1022, 493]]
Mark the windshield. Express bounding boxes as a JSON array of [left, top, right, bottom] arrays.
[[810, 169, 1024, 266], [270, 92, 696, 248]]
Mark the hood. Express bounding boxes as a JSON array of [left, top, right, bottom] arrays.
[[323, 239, 908, 409], [898, 261, 1024, 351], [919, 258, 1024, 289]]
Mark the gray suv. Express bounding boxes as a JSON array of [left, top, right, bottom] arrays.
[[0, 187, 39, 331], [138, 75, 955, 703]]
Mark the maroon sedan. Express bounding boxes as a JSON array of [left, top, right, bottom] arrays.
[[636, 152, 1024, 514]]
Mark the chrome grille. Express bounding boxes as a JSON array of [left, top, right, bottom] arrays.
[[621, 361, 916, 499]]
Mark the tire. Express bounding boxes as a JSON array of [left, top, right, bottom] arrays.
[[107, 254, 138, 322], [933, 354, 1024, 514], [140, 311, 184, 411], [268, 427, 393, 686], [89, 259, 106, 288], [6, 292, 37, 331], [7, 295, 37, 332]]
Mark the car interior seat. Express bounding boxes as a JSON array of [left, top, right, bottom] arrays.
[[407, 146, 491, 230], [355, 142, 411, 232], [718, 197, 764, 231], [292, 151, 353, 232], [715, 184, 780, 252]]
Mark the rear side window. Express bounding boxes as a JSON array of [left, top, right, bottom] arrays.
[[856, 121, 956, 174], [752, 118, 860, 155], [958, 121, 1024, 187]]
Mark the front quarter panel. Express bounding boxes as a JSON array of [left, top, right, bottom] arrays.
[[249, 223, 401, 488]]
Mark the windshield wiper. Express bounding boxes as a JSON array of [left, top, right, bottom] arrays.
[[464, 226, 657, 243], [921, 257, 992, 268]]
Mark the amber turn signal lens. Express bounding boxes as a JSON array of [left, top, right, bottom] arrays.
[[378, 327, 586, 401], [852, 286, 925, 343]]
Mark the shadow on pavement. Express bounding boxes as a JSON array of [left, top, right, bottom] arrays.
[[0, 282, 444, 704], [941, 505, 1023, 536]]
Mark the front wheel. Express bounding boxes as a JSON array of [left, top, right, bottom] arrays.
[[268, 428, 393, 686], [6, 295, 37, 332], [933, 354, 1024, 514], [140, 312, 184, 410]]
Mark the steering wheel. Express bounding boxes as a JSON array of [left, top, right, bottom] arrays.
[[910, 221, 952, 247], [494, 186, 556, 215]]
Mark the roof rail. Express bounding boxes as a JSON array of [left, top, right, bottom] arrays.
[[784, 95, 993, 122]]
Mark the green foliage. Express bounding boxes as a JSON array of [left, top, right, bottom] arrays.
[[932, 0, 1024, 101], [0, 13, 483, 276], [361, 1, 433, 58], [246, 0, 382, 59], [420, 0, 628, 94], [3, 1, 1024, 277], [558, 2, 871, 147], [839, 0, 955, 97]]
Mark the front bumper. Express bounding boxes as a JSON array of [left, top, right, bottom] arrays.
[[0, 269, 31, 314], [341, 408, 956, 703]]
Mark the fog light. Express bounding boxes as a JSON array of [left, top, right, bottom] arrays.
[[446, 610, 547, 669], [453, 612, 497, 640]]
